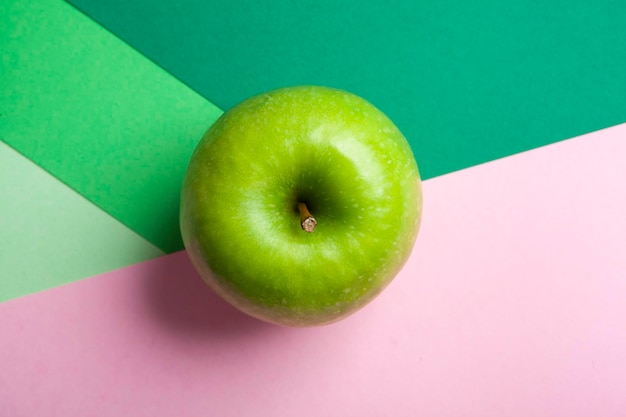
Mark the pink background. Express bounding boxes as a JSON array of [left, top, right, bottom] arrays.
[[1, 124, 625, 416]]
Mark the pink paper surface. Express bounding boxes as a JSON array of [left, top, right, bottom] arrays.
[[2, 124, 626, 416]]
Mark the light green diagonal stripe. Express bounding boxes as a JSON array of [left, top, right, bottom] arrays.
[[0, 141, 164, 303], [0, 0, 223, 253]]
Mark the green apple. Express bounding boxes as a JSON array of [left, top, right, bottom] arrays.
[[180, 86, 422, 327]]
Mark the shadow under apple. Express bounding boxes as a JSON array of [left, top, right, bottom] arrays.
[[140, 251, 279, 341]]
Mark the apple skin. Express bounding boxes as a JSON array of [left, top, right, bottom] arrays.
[[180, 86, 422, 327]]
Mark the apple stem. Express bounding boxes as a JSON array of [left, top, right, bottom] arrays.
[[298, 202, 317, 233]]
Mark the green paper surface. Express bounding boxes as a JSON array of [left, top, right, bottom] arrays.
[[67, 0, 626, 180], [1, 0, 223, 253], [0, 142, 164, 302]]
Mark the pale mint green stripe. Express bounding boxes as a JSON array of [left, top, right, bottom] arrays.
[[0, 141, 165, 303], [1, 0, 223, 253]]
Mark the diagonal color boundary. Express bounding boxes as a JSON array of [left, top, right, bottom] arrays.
[[1, 122, 625, 415], [1, 0, 223, 254], [0, 141, 164, 303], [67, 0, 626, 180]]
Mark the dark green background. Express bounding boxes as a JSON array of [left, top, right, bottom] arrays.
[[68, 0, 626, 181], [8, 0, 620, 253]]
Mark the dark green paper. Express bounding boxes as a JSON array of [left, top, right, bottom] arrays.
[[68, 0, 626, 179]]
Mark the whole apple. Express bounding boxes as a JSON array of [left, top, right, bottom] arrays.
[[180, 86, 422, 326]]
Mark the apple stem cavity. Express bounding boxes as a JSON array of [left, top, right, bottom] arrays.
[[298, 202, 317, 233]]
